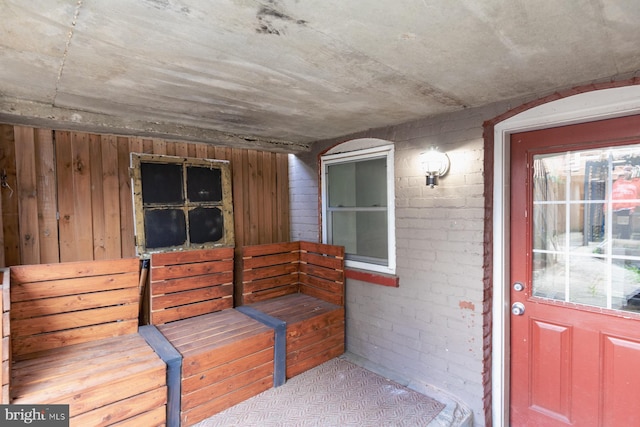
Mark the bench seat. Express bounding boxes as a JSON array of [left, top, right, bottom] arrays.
[[12, 334, 167, 426], [145, 248, 280, 426], [157, 309, 274, 426], [247, 293, 344, 378], [241, 241, 345, 379]]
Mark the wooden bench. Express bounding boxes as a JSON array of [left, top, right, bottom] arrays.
[[1, 268, 9, 403], [145, 248, 282, 427], [241, 241, 345, 379], [9, 258, 167, 426]]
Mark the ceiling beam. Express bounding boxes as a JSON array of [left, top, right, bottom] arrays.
[[0, 98, 310, 153]]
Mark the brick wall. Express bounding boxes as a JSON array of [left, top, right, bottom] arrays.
[[289, 101, 514, 426], [289, 151, 320, 242], [289, 77, 640, 426]]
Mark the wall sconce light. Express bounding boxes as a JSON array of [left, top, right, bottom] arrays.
[[421, 147, 450, 188]]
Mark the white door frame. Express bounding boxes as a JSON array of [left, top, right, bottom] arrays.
[[491, 85, 640, 427]]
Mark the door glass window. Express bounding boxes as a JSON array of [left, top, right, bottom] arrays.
[[532, 145, 640, 312]]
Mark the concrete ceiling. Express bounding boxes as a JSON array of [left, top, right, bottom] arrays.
[[1, 0, 639, 152]]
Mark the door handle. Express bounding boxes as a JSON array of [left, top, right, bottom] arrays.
[[512, 302, 525, 316]]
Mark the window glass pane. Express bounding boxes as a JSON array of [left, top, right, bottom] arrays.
[[189, 207, 223, 244], [144, 209, 187, 249], [356, 158, 387, 207], [531, 145, 640, 313], [330, 211, 356, 254], [356, 211, 388, 261], [328, 158, 386, 208], [141, 162, 183, 204], [328, 163, 355, 208], [187, 166, 222, 202], [331, 210, 387, 265]]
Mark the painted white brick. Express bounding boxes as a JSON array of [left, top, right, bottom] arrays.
[[287, 102, 520, 427]]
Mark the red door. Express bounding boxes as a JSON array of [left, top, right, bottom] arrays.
[[510, 115, 640, 426]]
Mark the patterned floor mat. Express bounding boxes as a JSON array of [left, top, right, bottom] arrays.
[[195, 357, 446, 427]]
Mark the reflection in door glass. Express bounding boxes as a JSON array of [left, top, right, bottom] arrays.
[[532, 145, 640, 313]]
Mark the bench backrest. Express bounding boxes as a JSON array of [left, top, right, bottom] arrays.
[[10, 258, 141, 359], [298, 241, 345, 305], [1, 268, 9, 403], [241, 241, 344, 306], [149, 247, 234, 325]]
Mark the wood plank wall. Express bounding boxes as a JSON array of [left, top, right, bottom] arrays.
[[0, 124, 290, 267]]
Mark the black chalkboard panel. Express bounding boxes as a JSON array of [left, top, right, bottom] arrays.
[[144, 209, 187, 249], [189, 207, 223, 244], [141, 162, 184, 204], [187, 166, 222, 202]]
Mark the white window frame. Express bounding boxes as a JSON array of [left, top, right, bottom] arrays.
[[321, 144, 396, 275]]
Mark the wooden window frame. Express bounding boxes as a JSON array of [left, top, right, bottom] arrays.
[[130, 153, 235, 255]]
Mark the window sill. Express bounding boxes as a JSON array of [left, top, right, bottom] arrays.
[[345, 268, 399, 287]]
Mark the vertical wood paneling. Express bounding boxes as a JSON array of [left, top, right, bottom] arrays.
[[276, 152, 289, 242], [34, 129, 59, 264], [187, 142, 197, 158], [231, 147, 246, 305], [0, 125, 290, 266], [142, 138, 154, 154], [152, 139, 167, 155], [14, 127, 39, 265], [55, 131, 73, 261], [262, 152, 274, 243], [73, 132, 94, 261], [89, 134, 123, 261], [247, 150, 260, 245], [57, 132, 93, 262], [101, 135, 122, 259], [0, 125, 19, 266], [231, 148, 245, 249], [129, 137, 144, 168], [89, 134, 106, 260], [129, 137, 143, 154], [118, 137, 136, 258], [195, 143, 208, 159], [215, 146, 231, 161], [175, 141, 188, 157]]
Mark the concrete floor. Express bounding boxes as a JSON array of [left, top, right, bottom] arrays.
[[195, 353, 473, 427]]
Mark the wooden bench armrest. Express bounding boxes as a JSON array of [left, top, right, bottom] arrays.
[[139, 325, 181, 427], [236, 306, 286, 387]]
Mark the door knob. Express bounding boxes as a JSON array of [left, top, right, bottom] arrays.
[[512, 302, 525, 316]]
